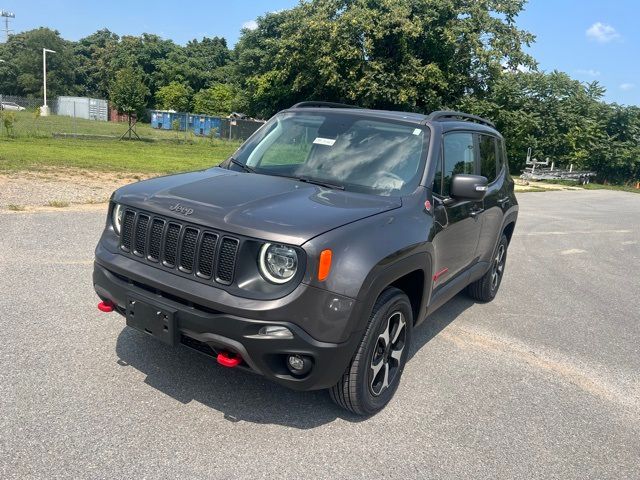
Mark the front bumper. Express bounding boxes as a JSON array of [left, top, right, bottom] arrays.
[[93, 249, 363, 391]]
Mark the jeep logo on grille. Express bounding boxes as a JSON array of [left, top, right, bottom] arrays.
[[169, 203, 194, 216]]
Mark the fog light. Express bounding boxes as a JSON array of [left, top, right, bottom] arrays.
[[288, 355, 305, 371], [286, 354, 312, 376]]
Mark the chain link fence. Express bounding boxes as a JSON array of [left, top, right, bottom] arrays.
[[0, 94, 51, 111]]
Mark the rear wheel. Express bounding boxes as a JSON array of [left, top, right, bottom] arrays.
[[329, 287, 413, 416], [466, 234, 509, 302]]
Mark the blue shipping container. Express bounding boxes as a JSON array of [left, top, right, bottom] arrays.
[[150, 110, 188, 130], [189, 114, 222, 137]]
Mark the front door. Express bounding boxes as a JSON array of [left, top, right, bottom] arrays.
[[430, 132, 483, 290]]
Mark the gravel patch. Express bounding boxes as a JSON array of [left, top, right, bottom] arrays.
[[0, 169, 152, 210]]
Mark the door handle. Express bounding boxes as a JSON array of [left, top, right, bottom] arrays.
[[470, 207, 484, 218]]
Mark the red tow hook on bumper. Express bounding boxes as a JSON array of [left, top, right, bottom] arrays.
[[217, 351, 242, 368], [97, 300, 115, 313]]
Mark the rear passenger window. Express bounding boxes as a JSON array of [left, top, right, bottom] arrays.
[[442, 133, 475, 196], [479, 134, 497, 183]]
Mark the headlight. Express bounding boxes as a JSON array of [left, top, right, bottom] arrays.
[[112, 203, 124, 235], [259, 243, 298, 284]]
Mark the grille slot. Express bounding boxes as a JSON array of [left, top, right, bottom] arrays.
[[147, 219, 165, 261], [121, 210, 136, 252], [179, 228, 199, 273], [163, 223, 181, 267], [216, 237, 239, 285], [133, 215, 149, 256], [197, 232, 218, 278]]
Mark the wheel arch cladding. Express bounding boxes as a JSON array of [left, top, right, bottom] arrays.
[[503, 221, 516, 244], [389, 269, 424, 324]]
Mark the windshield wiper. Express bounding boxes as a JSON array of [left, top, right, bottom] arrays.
[[297, 176, 345, 190], [228, 157, 255, 173]]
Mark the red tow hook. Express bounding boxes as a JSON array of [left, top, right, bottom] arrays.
[[217, 351, 242, 368], [97, 300, 115, 313]]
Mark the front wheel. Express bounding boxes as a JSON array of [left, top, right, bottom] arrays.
[[329, 287, 413, 416], [466, 234, 509, 302]]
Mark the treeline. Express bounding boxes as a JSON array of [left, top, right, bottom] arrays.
[[0, 0, 638, 182]]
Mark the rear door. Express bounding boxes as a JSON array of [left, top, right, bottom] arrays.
[[431, 132, 483, 288]]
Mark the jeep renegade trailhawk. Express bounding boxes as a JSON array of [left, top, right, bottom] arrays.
[[93, 102, 518, 415]]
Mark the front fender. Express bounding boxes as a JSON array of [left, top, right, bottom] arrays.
[[302, 192, 434, 332]]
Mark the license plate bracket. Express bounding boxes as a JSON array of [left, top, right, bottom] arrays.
[[125, 295, 178, 346]]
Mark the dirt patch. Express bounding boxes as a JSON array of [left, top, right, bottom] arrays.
[[0, 168, 153, 210]]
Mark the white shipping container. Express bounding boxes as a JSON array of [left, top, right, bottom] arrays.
[[56, 96, 108, 121]]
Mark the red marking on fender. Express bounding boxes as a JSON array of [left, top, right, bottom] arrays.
[[217, 351, 242, 368], [424, 200, 432, 211], [98, 301, 114, 312], [433, 268, 449, 282]]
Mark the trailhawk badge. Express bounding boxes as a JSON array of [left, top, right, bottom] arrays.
[[169, 203, 194, 216]]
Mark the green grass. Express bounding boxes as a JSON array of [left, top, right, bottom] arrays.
[[580, 183, 640, 194], [538, 179, 640, 194], [0, 136, 238, 174], [0, 112, 240, 174], [47, 200, 70, 208], [2, 110, 206, 141], [7, 204, 26, 211]]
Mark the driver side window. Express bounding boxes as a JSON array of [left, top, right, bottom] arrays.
[[442, 133, 475, 197]]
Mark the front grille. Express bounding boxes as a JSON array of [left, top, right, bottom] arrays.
[[133, 215, 149, 256], [163, 223, 181, 267], [216, 237, 239, 284], [197, 232, 218, 278], [148, 219, 165, 261], [179, 228, 199, 273], [119, 208, 240, 287], [121, 211, 135, 251]]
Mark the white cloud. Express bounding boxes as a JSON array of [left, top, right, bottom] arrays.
[[242, 20, 258, 31], [619, 83, 635, 91], [575, 69, 601, 77], [586, 22, 620, 43]]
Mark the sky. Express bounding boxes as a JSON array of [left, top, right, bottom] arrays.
[[1, 0, 638, 105]]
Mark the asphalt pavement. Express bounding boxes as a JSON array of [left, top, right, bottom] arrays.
[[1, 189, 639, 479]]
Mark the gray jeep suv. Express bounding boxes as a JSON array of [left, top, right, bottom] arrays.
[[93, 102, 518, 415]]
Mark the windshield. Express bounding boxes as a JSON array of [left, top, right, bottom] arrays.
[[231, 112, 429, 196]]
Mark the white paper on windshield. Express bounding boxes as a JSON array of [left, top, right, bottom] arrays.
[[313, 137, 336, 146], [413, 128, 422, 136]]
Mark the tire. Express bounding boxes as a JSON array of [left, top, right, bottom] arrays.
[[466, 234, 509, 302], [329, 287, 413, 416]]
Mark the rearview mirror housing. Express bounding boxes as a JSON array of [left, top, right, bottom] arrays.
[[450, 174, 488, 201]]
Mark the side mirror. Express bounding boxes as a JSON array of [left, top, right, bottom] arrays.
[[450, 174, 488, 201]]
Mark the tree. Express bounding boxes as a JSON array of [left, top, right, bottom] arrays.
[[193, 83, 237, 116], [74, 29, 120, 98], [154, 36, 231, 93], [0, 27, 78, 98], [109, 33, 179, 101], [109, 67, 150, 139], [457, 71, 640, 183], [233, 0, 535, 118], [155, 81, 193, 112]]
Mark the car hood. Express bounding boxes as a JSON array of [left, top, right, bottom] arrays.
[[112, 167, 401, 245]]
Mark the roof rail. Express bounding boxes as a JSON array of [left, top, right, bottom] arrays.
[[427, 110, 495, 128], [290, 101, 362, 110]]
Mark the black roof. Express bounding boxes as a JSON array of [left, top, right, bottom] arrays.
[[285, 102, 497, 132]]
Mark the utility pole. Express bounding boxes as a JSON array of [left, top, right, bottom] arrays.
[[0, 10, 14, 42], [41, 48, 56, 116]]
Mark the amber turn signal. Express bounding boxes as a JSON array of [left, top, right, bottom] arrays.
[[318, 249, 332, 281]]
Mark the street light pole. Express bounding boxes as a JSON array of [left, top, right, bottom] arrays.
[[41, 48, 56, 116]]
